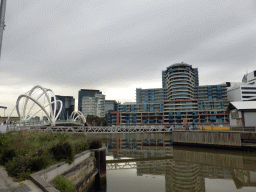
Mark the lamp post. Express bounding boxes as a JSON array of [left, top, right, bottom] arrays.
[[0, 0, 7, 58], [0, 106, 7, 116]]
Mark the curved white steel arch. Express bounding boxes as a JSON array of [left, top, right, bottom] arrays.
[[16, 85, 62, 126], [25, 88, 55, 120], [70, 111, 86, 124], [16, 94, 52, 124], [22, 85, 56, 122], [26, 100, 63, 122]]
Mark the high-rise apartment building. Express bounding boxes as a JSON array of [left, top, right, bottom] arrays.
[[163, 63, 199, 100], [51, 95, 75, 120], [194, 85, 229, 124], [136, 88, 167, 104], [109, 62, 230, 125], [78, 89, 102, 112], [81, 94, 105, 117]]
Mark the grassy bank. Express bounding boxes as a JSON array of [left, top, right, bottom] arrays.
[[0, 130, 102, 181]]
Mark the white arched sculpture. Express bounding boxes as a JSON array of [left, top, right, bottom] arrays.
[[15, 85, 63, 126], [70, 111, 86, 124]]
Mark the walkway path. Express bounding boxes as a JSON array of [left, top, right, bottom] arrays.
[[0, 166, 42, 192]]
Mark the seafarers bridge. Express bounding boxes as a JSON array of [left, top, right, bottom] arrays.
[[7, 124, 174, 133]]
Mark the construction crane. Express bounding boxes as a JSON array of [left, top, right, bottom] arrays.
[[0, 0, 7, 58]]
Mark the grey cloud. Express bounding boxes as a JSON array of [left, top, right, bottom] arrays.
[[1, 0, 256, 113]]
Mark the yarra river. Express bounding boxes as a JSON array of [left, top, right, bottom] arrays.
[[86, 133, 256, 192]]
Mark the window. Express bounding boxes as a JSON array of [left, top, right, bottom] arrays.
[[242, 91, 256, 94], [241, 87, 256, 90]]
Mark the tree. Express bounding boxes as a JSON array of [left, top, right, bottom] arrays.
[[86, 114, 108, 126]]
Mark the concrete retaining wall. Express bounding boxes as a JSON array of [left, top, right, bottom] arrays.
[[173, 131, 242, 146], [30, 150, 94, 192], [30, 148, 107, 192], [32, 151, 91, 183], [62, 156, 98, 192]]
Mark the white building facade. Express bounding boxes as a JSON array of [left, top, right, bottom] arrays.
[[81, 94, 105, 117], [227, 70, 256, 102]]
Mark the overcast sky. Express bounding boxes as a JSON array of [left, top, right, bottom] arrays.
[[1, 0, 256, 116]]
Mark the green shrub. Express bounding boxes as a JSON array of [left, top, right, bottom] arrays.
[[5, 155, 50, 180], [0, 148, 16, 165], [28, 156, 49, 172], [89, 139, 102, 149], [0, 131, 103, 181], [54, 133, 70, 142], [74, 140, 89, 154], [5, 157, 30, 180], [53, 175, 74, 192], [50, 141, 74, 163]]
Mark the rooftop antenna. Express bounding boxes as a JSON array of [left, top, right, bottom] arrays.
[[0, 0, 7, 59]]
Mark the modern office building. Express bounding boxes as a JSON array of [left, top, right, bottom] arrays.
[[78, 89, 102, 112], [81, 94, 105, 117], [51, 95, 75, 120], [109, 62, 230, 126], [227, 70, 256, 102], [105, 100, 118, 114], [242, 70, 256, 85]]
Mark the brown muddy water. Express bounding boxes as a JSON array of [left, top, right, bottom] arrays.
[[86, 133, 256, 192]]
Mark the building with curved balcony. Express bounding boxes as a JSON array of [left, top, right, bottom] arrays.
[[109, 62, 230, 126], [163, 63, 198, 100]]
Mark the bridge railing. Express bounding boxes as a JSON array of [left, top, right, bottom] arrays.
[[5, 124, 232, 133], [6, 119, 82, 129], [6, 120, 50, 128]]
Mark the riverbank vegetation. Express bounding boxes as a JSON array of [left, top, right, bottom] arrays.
[[86, 115, 108, 126], [53, 175, 75, 192], [0, 131, 102, 181]]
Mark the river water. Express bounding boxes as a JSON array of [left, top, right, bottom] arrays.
[[87, 133, 256, 192]]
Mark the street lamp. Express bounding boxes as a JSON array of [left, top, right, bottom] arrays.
[[0, 0, 7, 58], [0, 106, 7, 116]]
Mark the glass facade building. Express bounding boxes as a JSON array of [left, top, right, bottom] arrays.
[[51, 95, 75, 120], [78, 89, 102, 112], [81, 94, 105, 117]]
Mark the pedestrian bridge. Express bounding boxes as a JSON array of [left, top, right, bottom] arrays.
[[6, 125, 176, 133], [6, 124, 230, 133]]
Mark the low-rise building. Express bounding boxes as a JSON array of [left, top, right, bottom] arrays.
[[228, 101, 256, 131]]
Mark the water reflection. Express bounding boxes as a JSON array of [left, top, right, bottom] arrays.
[[89, 133, 256, 191], [106, 133, 173, 160]]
